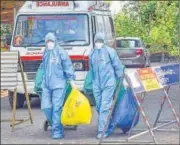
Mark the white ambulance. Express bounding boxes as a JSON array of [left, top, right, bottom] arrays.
[[9, 1, 116, 108]]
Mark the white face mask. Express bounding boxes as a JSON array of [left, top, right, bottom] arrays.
[[95, 42, 103, 49], [47, 41, 55, 50]]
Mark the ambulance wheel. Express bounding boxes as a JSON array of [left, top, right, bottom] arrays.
[[44, 120, 49, 131], [9, 91, 25, 109]]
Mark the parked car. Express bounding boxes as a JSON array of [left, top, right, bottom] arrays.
[[116, 37, 151, 68]]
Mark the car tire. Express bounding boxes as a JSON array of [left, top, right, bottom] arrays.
[[140, 62, 146, 68], [9, 91, 25, 109], [146, 59, 151, 67], [145, 58, 151, 68]]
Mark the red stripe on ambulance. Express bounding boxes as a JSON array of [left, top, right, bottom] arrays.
[[20, 55, 89, 61]]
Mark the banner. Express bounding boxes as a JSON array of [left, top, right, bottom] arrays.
[[153, 63, 179, 87], [125, 64, 179, 93], [137, 68, 162, 92]]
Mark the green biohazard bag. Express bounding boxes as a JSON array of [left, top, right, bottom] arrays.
[[34, 63, 44, 98], [64, 82, 72, 105], [83, 71, 93, 95], [115, 80, 126, 106]]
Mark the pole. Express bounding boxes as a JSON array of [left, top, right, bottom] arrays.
[[13, 6, 16, 24]]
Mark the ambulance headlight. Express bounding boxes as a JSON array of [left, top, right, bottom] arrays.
[[73, 61, 84, 71]]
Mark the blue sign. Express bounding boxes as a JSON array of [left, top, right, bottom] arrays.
[[154, 63, 179, 87]]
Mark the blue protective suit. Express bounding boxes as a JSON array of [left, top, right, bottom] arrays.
[[89, 32, 124, 138], [41, 33, 75, 139]]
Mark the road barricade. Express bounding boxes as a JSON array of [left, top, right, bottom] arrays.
[[0, 51, 33, 131], [99, 63, 179, 144]]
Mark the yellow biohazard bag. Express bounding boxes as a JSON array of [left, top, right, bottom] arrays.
[[61, 87, 92, 126]]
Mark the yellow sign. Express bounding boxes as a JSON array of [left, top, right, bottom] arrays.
[[137, 68, 162, 92]]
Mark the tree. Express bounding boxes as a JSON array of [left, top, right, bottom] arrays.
[[114, 1, 178, 56]]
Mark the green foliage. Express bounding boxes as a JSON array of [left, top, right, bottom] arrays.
[[114, 1, 179, 56], [0, 24, 11, 35], [0, 47, 7, 52]]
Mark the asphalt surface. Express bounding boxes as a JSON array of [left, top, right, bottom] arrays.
[[1, 64, 180, 144]]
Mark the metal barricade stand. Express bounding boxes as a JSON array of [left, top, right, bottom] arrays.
[[99, 64, 179, 144], [0, 51, 33, 131]]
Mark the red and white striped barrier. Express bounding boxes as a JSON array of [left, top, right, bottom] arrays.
[[100, 63, 179, 144]]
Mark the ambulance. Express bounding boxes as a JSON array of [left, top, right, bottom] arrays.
[[9, 1, 116, 108]]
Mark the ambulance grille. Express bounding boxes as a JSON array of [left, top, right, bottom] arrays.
[[23, 60, 42, 72], [26, 72, 36, 81]]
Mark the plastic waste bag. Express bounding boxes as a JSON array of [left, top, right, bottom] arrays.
[[34, 63, 43, 98], [61, 88, 92, 126], [115, 83, 126, 106], [112, 87, 139, 133], [83, 71, 93, 95], [83, 71, 96, 105], [64, 82, 72, 104]]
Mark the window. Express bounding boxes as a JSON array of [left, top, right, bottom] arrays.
[[91, 16, 96, 35], [13, 14, 89, 47], [117, 39, 142, 48], [95, 15, 105, 33], [103, 16, 112, 40], [109, 17, 115, 37]]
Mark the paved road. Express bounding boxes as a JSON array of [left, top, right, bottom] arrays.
[[1, 64, 180, 144]]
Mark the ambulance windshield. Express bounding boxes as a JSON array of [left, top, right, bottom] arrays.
[[13, 14, 89, 47]]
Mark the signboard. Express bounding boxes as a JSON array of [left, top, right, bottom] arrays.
[[125, 64, 179, 94], [137, 68, 162, 92], [125, 70, 145, 93], [153, 63, 179, 87], [32, 1, 74, 10]]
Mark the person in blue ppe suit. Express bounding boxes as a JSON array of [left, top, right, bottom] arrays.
[[41, 32, 76, 139], [89, 32, 125, 139]]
